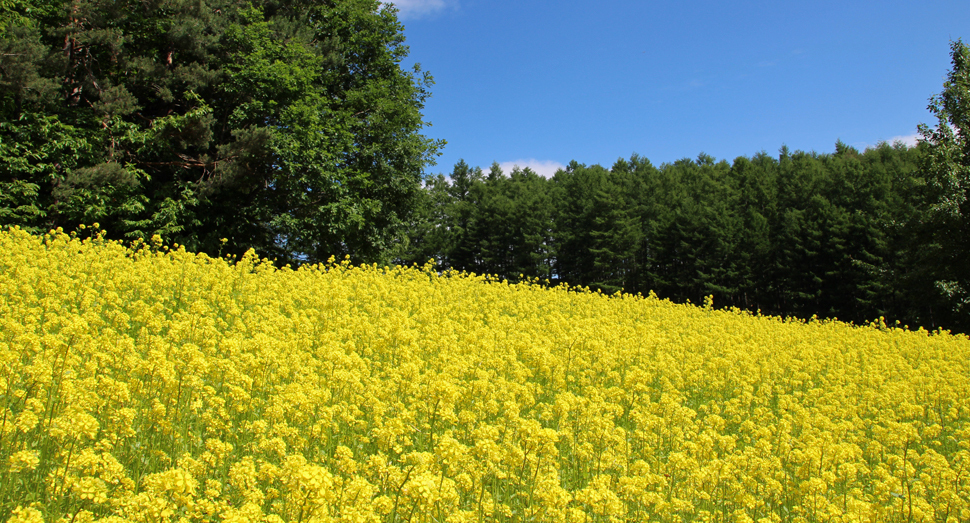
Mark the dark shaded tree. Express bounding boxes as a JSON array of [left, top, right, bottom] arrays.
[[550, 161, 609, 286], [0, 0, 442, 264]]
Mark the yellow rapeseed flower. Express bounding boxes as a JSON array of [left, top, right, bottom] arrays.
[[7, 450, 40, 473], [1, 226, 970, 522]]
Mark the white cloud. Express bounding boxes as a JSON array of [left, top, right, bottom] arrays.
[[384, 0, 451, 20], [886, 133, 920, 147], [855, 133, 921, 151], [497, 159, 567, 179]]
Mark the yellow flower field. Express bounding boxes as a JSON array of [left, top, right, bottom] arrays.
[[1, 226, 969, 523]]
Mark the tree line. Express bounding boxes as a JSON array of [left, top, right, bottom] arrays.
[[399, 143, 948, 329]]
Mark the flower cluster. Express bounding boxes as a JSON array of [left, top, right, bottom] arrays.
[[2, 226, 969, 522]]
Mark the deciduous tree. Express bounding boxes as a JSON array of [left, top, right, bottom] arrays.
[[917, 39, 970, 324], [0, 0, 442, 264]]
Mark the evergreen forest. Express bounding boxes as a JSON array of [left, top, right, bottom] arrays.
[[400, 144, 946, 330]]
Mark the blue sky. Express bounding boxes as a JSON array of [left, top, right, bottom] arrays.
[[389, 1, 970, 177]]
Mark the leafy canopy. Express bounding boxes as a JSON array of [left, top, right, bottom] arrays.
[[0, 0, 443, 264], [918, 39, 970, 317]]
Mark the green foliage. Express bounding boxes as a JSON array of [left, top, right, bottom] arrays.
[[406, 141, 935, 328], [550, 161, 608, 286], [587, 159, 647, 294], [0, 0, 442, 264], [918, 39, 970, 326], [460, 165, 554, 280]]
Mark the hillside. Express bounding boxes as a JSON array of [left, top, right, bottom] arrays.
[[1, 226, 969, 522]]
